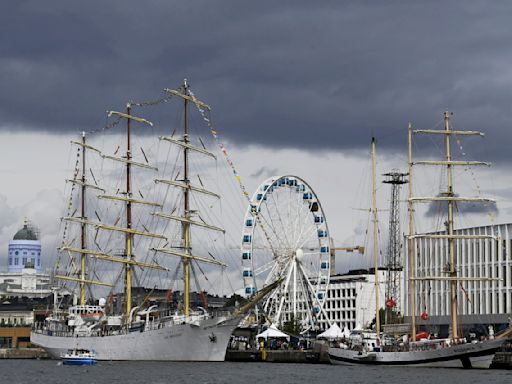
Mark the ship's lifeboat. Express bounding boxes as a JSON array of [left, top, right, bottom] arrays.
[[416, 331, 429, 341], [69, 305, 104, 322], [80, 312, 103, 322]]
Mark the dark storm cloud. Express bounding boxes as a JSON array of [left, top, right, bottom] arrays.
[[424, 193, 499, 217], [1, 1, 512, 161], [250, 167, 279, 179]]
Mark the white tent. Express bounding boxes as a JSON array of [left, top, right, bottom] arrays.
[[256, 325, 290, 340], [316, 323, 344, 340]]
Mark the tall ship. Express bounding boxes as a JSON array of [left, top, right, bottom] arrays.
[[329, 113, 508, 368], [31, 81, 245, 361]]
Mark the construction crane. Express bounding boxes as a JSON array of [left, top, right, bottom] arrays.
[[329, 239, 365, 276]]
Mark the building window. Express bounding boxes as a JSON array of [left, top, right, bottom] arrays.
[[9, 258, 12, 265], [14, 258, 19, 265], [23, 251, 27, 255], [15, 251, 19, 255], [38, 259, 41, 266], [22, 258, 27, 265], [31, 252, 35, 256]]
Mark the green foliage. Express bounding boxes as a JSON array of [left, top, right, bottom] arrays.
[[282, 313, 302, 335], [223, 293, 247, 308]]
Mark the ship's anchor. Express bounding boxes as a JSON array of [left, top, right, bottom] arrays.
[[209, 333, 217, 343]]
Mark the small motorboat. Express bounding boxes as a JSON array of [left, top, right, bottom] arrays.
[[61, 349, 97, 365]]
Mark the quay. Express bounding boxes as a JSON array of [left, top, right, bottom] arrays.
[[0, 348, 48, 359], [226, 342, 330, 363]]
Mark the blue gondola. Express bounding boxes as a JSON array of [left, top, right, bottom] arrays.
[[318, 230, 328, 238], [243, 235, 252, 243], [320, 246, 330, 253], [242, 269, 253, 277], [321, 261, 329, 270], [314, 215, 324, 224], [242, 252, 252, 260], [317, 292, 325, 300], [245, 287, 256, 295], [245, 218, 253, 227], [303, 192, 313, 200]]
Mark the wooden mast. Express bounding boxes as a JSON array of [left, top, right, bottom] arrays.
[[407, 123, 417, 341], [410, 115, 492, 341], [371, 137, 380, 338], [125, 103, 133, 317], [444, 111, 459, 339], [182, 80, 191, 316], [79, 131, 87, 305]]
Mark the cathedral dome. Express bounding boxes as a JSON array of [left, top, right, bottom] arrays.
[[13, 224, 38, 241]]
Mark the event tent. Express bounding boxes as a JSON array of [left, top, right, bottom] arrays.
[[316, 323, 344, 340], [256, 325, 290, 340]]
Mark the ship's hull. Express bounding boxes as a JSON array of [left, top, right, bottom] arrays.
[[328, 338, 504, 368], [32, 316, 239, 361]]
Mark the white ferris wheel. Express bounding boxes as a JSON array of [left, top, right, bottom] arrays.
[[241, 175, 331, 332]]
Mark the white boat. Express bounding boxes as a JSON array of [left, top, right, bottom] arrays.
[[61, 348, 97, 365], [31, 81, 248, 361], [329, 116, 508, 368]]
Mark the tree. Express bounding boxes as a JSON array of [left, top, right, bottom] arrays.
[[223, 293, 247, 308], [282, 314, 302, 335]]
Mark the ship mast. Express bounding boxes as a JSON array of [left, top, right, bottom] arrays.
[[410, 112, 494, 341], [181, 80, 191, 316], [57, 111, 166, 312], [443, 112, 459, 339], [80, 131, 87, 305], [407, 123, 417, 341], [371, 137, 381, 338], [125, 103, 133, 317], [150, 82, 228, 316]]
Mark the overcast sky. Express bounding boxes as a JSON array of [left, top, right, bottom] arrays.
[[1, 1, 512, 283]]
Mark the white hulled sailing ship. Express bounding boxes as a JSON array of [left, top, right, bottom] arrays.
[[329, 114, 507, 368], [31, 81, 243, 361]]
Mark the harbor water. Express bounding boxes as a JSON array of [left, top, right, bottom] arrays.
[[1, 360, 510, 384]]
